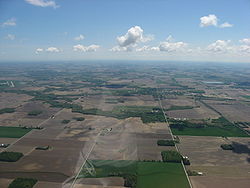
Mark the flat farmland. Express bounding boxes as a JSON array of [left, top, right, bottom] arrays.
[[0, 92, 32, 109], [0, 101, 60, 126], [80, 160, 189, 188], [190, 176, 250, 188], [135, 133, 174, 160], [178, 136, 249, 166], [161, 97, 196, 108], [177, 136, 250, 188], [137, 162, 189, 188], [165, 100, 219, 120], [0, 137, 86, 182], [204, 100, 250, 122]]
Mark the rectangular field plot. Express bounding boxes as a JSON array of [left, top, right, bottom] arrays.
[[169, 118, 249, 137], [80, 160, 190, 188], [137, 162, 190, 188], [0, 126, 32, 138], [171, 125, 248, 137]]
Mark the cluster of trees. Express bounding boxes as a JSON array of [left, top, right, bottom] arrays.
[[0, 151, 23, 162], [123, 174, 137, 188], [182, 157, 191, 165], [157, 140, 175, 146], [79, 106, 165, 123], [28, 110, 42, 116], [161, 150, 190, 165], [169, 119, 206, 131], [73, 117, 85, 121], [61, 120, 70, 124], [8, 178, 37, 188], [35, 145, 50, 150], [220, 144, 234, 150], [0, 108, 15, 114], [161, 150, 182, 163], [107, 173, 137, 188]]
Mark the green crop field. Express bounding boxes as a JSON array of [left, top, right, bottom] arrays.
[[80, 160, 190, 188], [0, 126, 33, 138], [137, 162, 189, 188], [169, 117, 249, 137], [171, 125, 249, 137]]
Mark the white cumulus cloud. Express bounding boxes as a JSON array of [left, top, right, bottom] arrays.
[[46, 47, 60, 52], [112, 26, 154, 52], [117, 26, 144, 47], [136, 46, 158, 52], [35, 48, 43, 54], [239, 45, 250, 54], [159, 41, 187, 52], [5, 34, 15, 40], [141, 34, 154, 42], [74, 34, 84, 41], [109, 46, 132, 52], [200, 14, 218, 27], [219, 22, 233, 28], [73, 44, 100, 52], [25, 0, 59, 8], [1, 18, 16, 27], [207, 40, 232, 53], [239, 38, 250, 54], [239, 38, 250, 45], [200, 14, 233, 29]]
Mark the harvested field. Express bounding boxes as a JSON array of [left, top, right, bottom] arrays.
[[190, 176, 250, 188], [161, 97, 196, 109], [33, 181, 62, 188], [0, 101, 60, 127], [178, 136, 249, 167], [0, 136, 86, 182], [204, 100, 250, 122], [0, 93, 32, 109], [178, 136, 250, 188], [166, 101, 219, 120]]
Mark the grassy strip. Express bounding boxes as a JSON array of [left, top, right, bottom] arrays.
[[166, 105, 194, 111]]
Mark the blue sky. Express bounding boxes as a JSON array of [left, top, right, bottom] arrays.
[[0, 0, 250, 62]]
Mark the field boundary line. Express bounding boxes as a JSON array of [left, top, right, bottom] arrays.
[[67, 131, 102, 188], [156, 87, 193, 188]]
